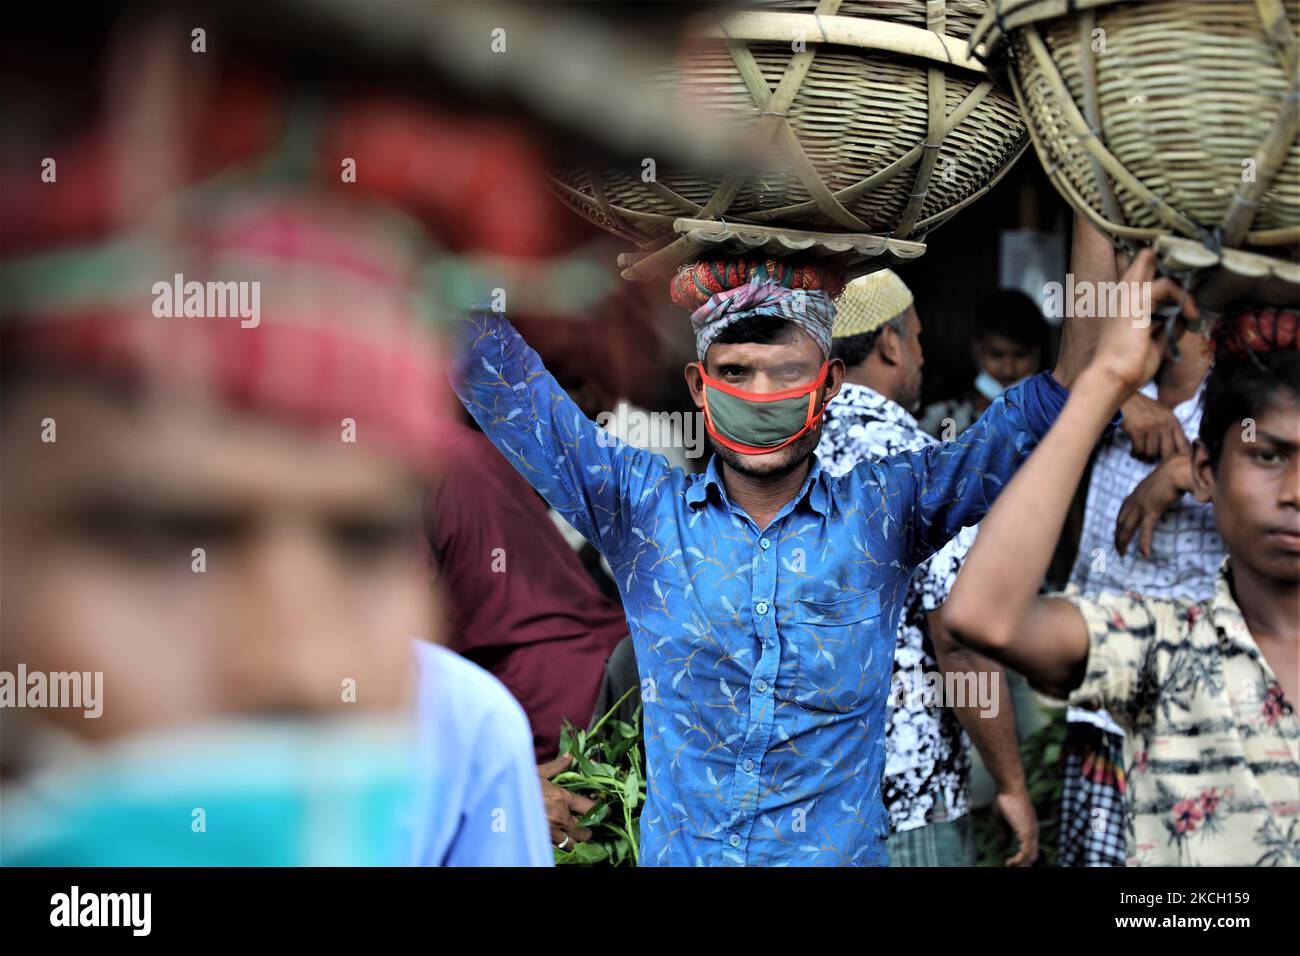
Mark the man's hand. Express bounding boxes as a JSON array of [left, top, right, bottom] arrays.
[[1085, 249, 1196, 404], [993, 786, 1040, 867], [928, 608, 1039, 865], [1115, 453, 1193, 558], [1119, 392, 1189, 462], [537, 754, 596, 848]]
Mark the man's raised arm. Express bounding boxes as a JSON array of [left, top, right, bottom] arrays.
[[1053, 211, 1125, 390], [872, 217, 1125, 567], [451, 310, 668, 560], [941, 251, 1194, 698]]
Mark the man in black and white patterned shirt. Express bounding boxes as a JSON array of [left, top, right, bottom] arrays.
[[816, 269, 1039, 866]]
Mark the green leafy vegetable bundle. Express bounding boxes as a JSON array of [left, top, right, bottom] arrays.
[[552, 688, 644, 866]]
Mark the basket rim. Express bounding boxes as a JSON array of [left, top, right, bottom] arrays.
[[618, 217, 927, 281], [1155, 234, 1300, 281], [970, 0, 1137, 60], [700, 11, 988, 74]]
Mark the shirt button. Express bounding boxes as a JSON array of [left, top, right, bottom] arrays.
[[755, 601, 769, 616], [759, 537, 771, 550], [729, 834, 741, 848], [756, 679, 769, 694], [743, 758, 755, 773]]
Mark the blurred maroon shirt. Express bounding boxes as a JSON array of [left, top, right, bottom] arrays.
[[426, 426, 629, 760]]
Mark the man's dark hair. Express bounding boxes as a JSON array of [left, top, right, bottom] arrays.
[[975, 289, 1048, 352], [830, 311, 907, 369], [1199, 349, 1300, 467], [712, 315, 797, 348]]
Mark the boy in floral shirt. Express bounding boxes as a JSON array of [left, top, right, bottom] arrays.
[[945, 267, 1300, 866]]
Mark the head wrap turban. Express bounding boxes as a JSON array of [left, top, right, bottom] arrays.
[[689, 280, 834, 361], [1, 194, 449, 474]]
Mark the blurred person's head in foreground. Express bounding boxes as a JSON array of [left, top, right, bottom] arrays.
[[1192, 307, 1300, 586], [676, 260, 846, 480], [827, 269, 924, 414], [0, 194, 450, 865], [971, 289, 1048, 399]]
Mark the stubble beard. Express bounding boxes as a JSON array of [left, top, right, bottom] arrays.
[[710, 425, 823, 482]]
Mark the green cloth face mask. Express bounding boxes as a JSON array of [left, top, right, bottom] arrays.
[[697, 361, 829, 455]]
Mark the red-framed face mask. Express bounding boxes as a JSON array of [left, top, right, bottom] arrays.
[[695, 360, 830, 455]]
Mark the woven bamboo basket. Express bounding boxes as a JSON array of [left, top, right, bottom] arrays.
[[550, 0, 1029, 281], [970, 0, 1300, 309]]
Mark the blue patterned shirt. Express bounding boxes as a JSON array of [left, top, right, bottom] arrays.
[[453, 311, 1071, 866]]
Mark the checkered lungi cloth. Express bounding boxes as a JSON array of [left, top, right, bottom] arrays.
[[1057, 718, 1127, 867], [887, 817, 976, 867], [886, 799, 975, 868]]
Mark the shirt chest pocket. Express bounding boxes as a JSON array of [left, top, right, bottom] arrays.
[[783, 589, 883, 712]]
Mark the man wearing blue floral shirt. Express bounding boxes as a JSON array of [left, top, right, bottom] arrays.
[[452, 224, 1115, 866]]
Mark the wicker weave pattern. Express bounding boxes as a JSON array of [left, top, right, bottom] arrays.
[[973, 0, 1300, 261], [551, 0, 1028, 279]]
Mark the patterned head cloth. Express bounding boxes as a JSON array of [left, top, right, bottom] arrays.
[[832, 269, 914, 339], [690, 280, 834, 361], [671, 258, 845, 311], [1, 194, 450, 474]]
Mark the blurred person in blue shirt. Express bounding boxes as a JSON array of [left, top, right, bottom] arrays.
[[410, 640, 552, 866], [0, 196, 548, 867]]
